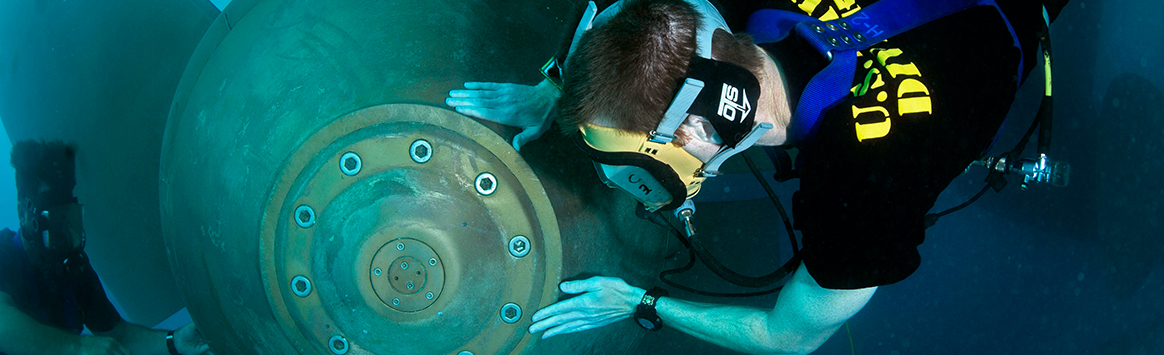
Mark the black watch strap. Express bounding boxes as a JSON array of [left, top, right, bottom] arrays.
[[166, 330, 181, 355], [633, 287, 669, 331]]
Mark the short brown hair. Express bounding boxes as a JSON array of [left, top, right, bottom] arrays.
[[557, 0, 767, 142], [558, 0, 699, 136]]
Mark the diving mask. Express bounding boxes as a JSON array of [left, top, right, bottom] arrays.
[[20, 201, 87, 276], [567, 0, 774, 210]]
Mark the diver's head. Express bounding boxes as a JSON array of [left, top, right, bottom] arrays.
[[11, 140, 87, 277], [557, 0, 791, 211]]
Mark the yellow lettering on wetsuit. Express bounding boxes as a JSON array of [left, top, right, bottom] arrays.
[[790, 0, 862, 21], [785, 1, 931, 142], [850, 48, 933, 142]]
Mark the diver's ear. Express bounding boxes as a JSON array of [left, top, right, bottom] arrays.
[[679, 115, 724, 144]]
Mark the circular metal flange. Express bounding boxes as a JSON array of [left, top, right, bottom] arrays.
[[260, 104, 562, 355], [339, 152, 362, 176]]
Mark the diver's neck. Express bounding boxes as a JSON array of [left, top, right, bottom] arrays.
[[753, 47, 793, 146]]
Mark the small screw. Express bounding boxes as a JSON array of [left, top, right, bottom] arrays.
[[291, 276, 312, 297], [475, 173, 497, 195], [500, 303, 522, 324], [410, 140, 433, 164], [294, 205, 315, 228], [340, 152, 362, 176], [508, 235, 531, 258], [429, 258, 437, 266], [373, 268, 382, 276], [426, 292, 434, 300], [329, 336, 349, 355], [400, 261, 409, 270], [396, 243, 405, 251], [392, 298, 400, 306], [406, 281, 415, 290]]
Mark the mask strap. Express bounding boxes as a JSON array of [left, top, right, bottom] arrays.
[[566, 1, 600, 71], [700, 122, 773, 176], [651, 78, 705, 144]]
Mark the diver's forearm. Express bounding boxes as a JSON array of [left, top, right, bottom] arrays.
[[657, 297, 808, 355], [105, 321, 170, 355], [0, 297, 84, 355]]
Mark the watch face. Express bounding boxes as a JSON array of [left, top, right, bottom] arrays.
[[637, 317, 658, 330]]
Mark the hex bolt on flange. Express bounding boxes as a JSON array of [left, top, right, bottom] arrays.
[[392, 298, 401, 306], [328, 335, 349, 355], [410, 139, 433, 163], [475, 173, 497, 195], [500, 303, 522, 324], [429, 258, 437, 266], [291, 276, 312, 297], [426, 292, 434, 300], [508, 235, 531, 258], [373, 268, 382, 276], [396, 242, 405, 251], [294, 205, 316, 228], [339, 152, 362, 176]]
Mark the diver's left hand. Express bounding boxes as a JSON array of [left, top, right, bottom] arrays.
[[174, 322, 215, 355], [445, 80, 560, 151], [528, 276, 647, 339]]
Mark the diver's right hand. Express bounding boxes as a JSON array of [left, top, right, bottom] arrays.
[[446, 79, 561, 151], [76, 336, 130, 355]]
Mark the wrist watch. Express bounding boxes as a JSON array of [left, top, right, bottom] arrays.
[[166, 330, 182, 355], [633, 287, 669, 331]]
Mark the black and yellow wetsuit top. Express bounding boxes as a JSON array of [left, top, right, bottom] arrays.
[[740, 0, 1067, 289]]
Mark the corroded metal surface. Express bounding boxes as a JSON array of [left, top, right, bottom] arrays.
[[161, 0, 672, 354], [259, 105, 561, 355]]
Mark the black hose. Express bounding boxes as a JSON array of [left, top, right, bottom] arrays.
[[642, 151, 803, 297]]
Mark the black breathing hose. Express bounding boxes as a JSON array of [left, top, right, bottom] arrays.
[[640, 153, 803, 297]]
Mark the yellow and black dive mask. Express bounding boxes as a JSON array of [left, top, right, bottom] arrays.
[[567, 0, 773, 211]]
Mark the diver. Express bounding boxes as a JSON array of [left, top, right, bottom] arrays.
[[0, 141, 214, 355], [446, 0, 1069, 353]]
